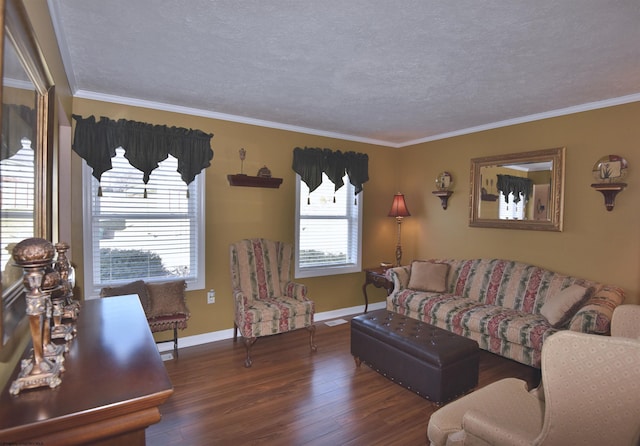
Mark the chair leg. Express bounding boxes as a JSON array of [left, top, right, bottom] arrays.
[[233, 322, 238, 342], [308, 324, 317, 352], [243, 337, 257, 368], [173, 325, 178, 358]]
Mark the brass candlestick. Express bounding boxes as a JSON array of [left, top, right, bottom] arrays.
[[43, 267, 74, 345], [10, 238, 63, 395], [54, 241, 80, 320]]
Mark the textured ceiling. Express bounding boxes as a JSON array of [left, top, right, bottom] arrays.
[[48, 0, 640, 147]]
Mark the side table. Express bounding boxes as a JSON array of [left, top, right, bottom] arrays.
[[362, 267, 394, 313]]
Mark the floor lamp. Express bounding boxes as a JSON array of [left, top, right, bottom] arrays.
[[388, 193, 411, 266]]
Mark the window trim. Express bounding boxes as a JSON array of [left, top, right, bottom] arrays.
[[81, 157, 205, 299], [294, 173, 362, 279]]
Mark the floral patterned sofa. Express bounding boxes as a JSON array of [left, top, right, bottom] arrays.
[[386, 259, 625, 367]]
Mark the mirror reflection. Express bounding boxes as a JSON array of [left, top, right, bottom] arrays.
[[0, 0, 53, 355], [478, 161, 553, 221], [469, 147, 565, 231], [1, 35, 38, 294]]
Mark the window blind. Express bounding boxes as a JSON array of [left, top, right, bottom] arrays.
[[0, 142, 34, 271], [296, 173, 361, 277], [87, 147, 201, 291]]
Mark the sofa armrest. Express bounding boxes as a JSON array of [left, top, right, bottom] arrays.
[[232, 289, 253, 308], [568, 285, 625, 334], [385, 265, 411, 294], [283, 281, 308, 300]]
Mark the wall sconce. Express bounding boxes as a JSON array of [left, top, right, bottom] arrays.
[[388, 193, 411, 266], [432, 171, 454, 209]]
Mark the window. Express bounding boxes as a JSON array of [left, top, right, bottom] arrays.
[[83, 147, 204, 297], [295, 173, 362, 278], [1, 139, 34, 288], [499, 191, 526, 220]]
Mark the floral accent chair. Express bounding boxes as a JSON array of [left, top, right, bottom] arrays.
[[230, 238, 316, 367]]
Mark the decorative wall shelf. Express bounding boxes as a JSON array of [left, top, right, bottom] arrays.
[[480, 192, 498, 202], [432, 190, 453, 210], [227, 174, 283, 188], [590, 183, 626, 211]]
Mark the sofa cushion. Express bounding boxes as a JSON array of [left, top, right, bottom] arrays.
[[147, 280, 189, 318], [540, 285, 593, 327], [389, 289, 558, 353], [100, 280, 151, 316], [408, 261, 449, 292], [238, 296, 314, 337]]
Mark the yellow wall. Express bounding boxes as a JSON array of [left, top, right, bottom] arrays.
[[71, 98, 398, 337], [397, 102, 639, 304], [3, 1, 638, 387]]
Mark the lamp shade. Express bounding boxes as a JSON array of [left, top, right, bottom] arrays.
[[388, 193, 411, 217]]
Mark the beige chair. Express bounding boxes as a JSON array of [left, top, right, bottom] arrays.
[[428, 305, 640, 446], [611, 304, 640, 339], [230, 238, 316, 367]]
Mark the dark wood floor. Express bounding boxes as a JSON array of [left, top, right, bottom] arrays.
[[146, 316, 540, 446]]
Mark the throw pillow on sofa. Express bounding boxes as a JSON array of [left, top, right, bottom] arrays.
[[407, 261, 450, 293], [147, 279, 189, 318], [100, 279, 152, 316], [540, 284, 594, 327]]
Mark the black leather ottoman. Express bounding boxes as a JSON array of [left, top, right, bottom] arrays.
[[351, 309, 479, 404]]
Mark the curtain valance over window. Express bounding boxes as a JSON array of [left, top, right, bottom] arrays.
[[496, 174, 533, 204], [71, 115, 214, 188], [1, 104, 36, 161], [292, 146, 369, 195]]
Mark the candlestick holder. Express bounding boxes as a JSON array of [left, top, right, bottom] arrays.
[[9, 238, 63, 395], [54, 242, 80, 320]]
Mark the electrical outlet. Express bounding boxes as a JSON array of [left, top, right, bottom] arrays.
[[207, 289, 215, 304]]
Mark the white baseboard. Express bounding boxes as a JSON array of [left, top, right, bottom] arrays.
[[157, 301, 386, 353]]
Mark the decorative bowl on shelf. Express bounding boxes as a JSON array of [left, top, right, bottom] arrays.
[[257, 166, 272, 178]]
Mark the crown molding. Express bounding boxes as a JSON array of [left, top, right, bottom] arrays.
[[73, 90, 399, 148], [74, 90, 640, 149], [399, 93, 640, 147]]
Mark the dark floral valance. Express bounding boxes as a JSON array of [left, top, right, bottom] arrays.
[[71, 115, 214, 189], [292, 146, 369, 196], [1, 104, 36, 161], [496, 174, 533, 204]]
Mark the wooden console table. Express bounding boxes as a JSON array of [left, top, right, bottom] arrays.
[[0, 294, 173, 445], [362, 267, 394, 313]]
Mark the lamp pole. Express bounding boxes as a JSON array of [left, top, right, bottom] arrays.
[[395, 216, 404, 267]]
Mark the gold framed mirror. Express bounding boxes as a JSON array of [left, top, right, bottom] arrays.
[[1, 0, 54, 357], [469, 147, 565, 231]]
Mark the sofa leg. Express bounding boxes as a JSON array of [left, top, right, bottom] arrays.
[[243, 337, 257, 367], [233, 323, 238, 342], [308, 324, 317, 352]]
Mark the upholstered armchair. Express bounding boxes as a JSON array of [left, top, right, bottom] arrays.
[[427, 305, 640, 446], [101, 279, 190, 357], [230, 238, 316, 367]]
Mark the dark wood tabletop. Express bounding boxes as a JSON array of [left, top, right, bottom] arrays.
[[0, 294, 173, 445]]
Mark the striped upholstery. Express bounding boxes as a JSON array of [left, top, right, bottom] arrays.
[[387, 259, 625, 367], [230, 238, 314, 339]]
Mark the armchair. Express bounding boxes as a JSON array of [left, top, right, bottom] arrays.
[[428, 305, 640, 446], [230, 238, 316, 367]]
